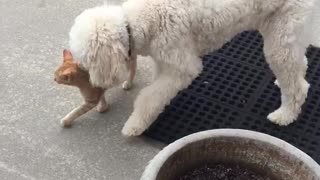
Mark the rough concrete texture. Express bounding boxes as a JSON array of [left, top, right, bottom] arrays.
[[0, 0, 164, 179]]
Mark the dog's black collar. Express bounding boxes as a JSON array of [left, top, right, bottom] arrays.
[[126, 24, 132, 58]]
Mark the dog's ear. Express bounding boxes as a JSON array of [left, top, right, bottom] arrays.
[[84, 38, 129, 88], [113, 41, 129, 59], [63, 49, 73, 61]]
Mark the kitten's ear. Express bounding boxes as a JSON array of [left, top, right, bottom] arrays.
[[63, 49, 73, 61]]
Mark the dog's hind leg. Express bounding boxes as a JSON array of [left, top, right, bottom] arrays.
[[260, 9, 311, 126], [121, 52, 202, 136]]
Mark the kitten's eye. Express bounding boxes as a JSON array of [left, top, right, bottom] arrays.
[[61, 75, 71, 82]]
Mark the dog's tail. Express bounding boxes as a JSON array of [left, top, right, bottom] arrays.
[[309, 0, 320, 47]]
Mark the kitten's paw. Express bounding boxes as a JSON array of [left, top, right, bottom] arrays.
[[122, 81, 133, 91], [60, 119, 73, 128], [96, 103, 108, 113], [267, 107, 297, 126], [274, 79, 279, 87]]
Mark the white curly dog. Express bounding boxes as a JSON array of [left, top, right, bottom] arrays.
[[69, 0, 320, 136]]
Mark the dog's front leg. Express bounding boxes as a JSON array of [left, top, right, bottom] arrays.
[[121, 74, 187, 136], [122, 56, 137, 90], [121, 56, 202, 136]]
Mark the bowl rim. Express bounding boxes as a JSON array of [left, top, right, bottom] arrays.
[[141, 129, 320, 180]]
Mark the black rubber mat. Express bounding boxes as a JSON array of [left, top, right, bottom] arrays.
[[144, 31, 320, 163]]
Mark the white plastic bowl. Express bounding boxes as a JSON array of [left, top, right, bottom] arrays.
[[141, 129, 320, 180]]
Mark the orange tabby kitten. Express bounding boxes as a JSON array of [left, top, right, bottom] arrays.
[[54, 49, 136, 127]]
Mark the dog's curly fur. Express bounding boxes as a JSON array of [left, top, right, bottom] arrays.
[[69, 0, 320, 136]]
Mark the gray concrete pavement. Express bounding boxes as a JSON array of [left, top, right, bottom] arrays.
[[0, 0, 163, 179]]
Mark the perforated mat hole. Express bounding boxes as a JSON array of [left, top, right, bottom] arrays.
[[220, 85, 226, 90], [240, 57, 247, 61], [173, 114, 180, 120], [263, 107, 270, 111], [216, 118, 224, 123], [190, 108, 197, 114], [306, 129, 313, 134], [229, 83, 237, 88], [196, 88, 203, 93], [311, 118, 318, 123], [228, 116, 235, 121], [216, 90, 223, 94], [309, 147, 316, 152], [178, 110, 184, 114], [240, 99, 247, 104], [207, 87, 213, 92], [252, 79, 260, 84], [221, 97, 227, 102], [239, 75, 245, 79], [253, 120, 261, 125], [311, 141, 318, 146], [225, 122, 232, 126], [232, 55, 240, 59], [215, 78, 222, 82], [199, 84, 206, 88], [232, 96, 239, 100], [182, 105, 189, 110], [299, 143, 306, 147], [254, 52, 260, 56], [187, 128, 194, 132], [247, 59, 255, 63], [250, 84, 257, 89], [244, 78, 251, 82], [266, 102, 273, 106], [203, 107, 210, 111], [221, 80, 229, 84]]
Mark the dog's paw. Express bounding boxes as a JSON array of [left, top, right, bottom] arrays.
[[267, 108, 297, 126], [122, 81, 133, 91], [121, 116, 146, 137], [60, 118, 73, 128], [121, 124, 145, 137], [274, 79, 279, 87], [96, 103, 108, 113]]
